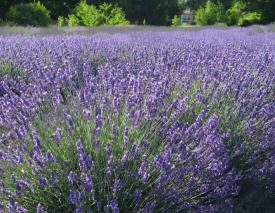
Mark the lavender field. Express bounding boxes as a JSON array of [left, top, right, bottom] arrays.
[[0, 28, 274, 212]]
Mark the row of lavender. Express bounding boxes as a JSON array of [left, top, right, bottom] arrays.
[[0, 29, 274, 212]]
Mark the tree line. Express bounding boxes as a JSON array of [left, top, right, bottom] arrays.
[[0, 0, 274, 25]]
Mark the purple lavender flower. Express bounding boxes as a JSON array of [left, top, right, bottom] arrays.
[[64, 112, 74, 135], [0, 202, 3, 210], [92, 140, 100, 150], [141, 140, 149, 150], [37, 203, 47, 213], [68, 171, 78, 184], [8, 200, 16, 212], [81, 173, 93, 192], [44, 151, 55, 162], [112, 179, 123, 196], [75, 208, 83, 213], [64, 113, 74, 128], [8, 199, 27, 213], [68, 189, 81, 205], [134, 188, 142, 200], [123, 127, 129, 145], [53, 128, 63, 144], [97, 202, 101, 211], [39, 177, 48, 186], [50, 171, 58, 184], [110, 200, 119, 213], [132, 143, 139, 158], [31, 166, 41, 175]]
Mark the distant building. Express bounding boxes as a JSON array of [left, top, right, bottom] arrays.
[[181, 9, 195, 24]]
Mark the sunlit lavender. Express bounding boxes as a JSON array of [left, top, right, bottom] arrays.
[[0, 28, 274, 212]]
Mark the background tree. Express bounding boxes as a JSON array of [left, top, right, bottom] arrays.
[[39, 0, 79, 19], [0, 0, 275, 25], [184, 0, 232, 10], [115, 0, 179, 25], [245, 0, 275, 23], [0, 0, 32, 20]]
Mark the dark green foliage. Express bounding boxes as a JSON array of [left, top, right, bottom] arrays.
[[1, 0, 275, 26], [41, 0, 79, 19], [88, 0, 179, 25], [245, 0, 275, 24], [184, 0, 232, 10], [0, 0, 31, 20], [6, 1, 51, 26], [0, 19, 4, 26]]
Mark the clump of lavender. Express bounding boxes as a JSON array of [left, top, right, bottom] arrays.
[[0, 103, 240, 212]]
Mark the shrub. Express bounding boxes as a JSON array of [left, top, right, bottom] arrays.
[[171, 15, 182, 26], [225, 1, 247, 26], [6, 1, 51, 27], [0, 90, 240, 212], [195, 1, 225, 25], [225, 1, 263, 26], [67, 14, 79, 27], [99, 3, 129, 25], [72, 1, 129, 27], [238, 12, 262, 26], [75, 0, 102, 27], [57, 16, 65, 27]]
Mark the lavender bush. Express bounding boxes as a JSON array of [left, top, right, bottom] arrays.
[[0, 28, 274, 212]]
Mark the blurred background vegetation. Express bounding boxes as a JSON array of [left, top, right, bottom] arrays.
[[0, 0, 274, 26]]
